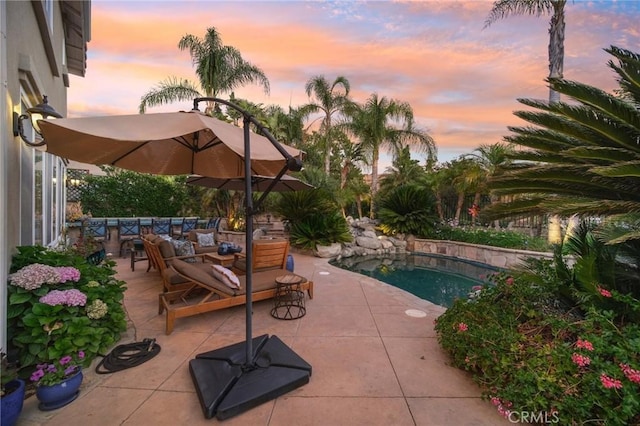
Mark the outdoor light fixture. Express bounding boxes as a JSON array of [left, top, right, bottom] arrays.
[[13, 95, 62, 147]]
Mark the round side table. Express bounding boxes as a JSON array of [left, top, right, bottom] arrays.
[[271, 274, 306, 320]]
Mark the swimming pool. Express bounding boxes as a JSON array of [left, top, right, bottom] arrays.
[[329, 253, 499, 308]]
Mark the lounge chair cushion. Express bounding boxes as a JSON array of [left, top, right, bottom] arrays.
[[197, 232, 215, 247], [211, 265, 241, 289], [158, 239, 176, 258], [170, 239, 197, 263]]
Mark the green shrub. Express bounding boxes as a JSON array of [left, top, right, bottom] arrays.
[[377, 185, 439, 236], [435, 269, 640, 424], [425, 225, 550, 252], [7, 245, 127, 376]]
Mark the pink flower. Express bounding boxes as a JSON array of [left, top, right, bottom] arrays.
[[576, 338, 594, 351], [600, 373, 622, 389], [458, 323, 468, 332], [620, 364, 640, 384], [597, 287, 612, 298], [471, 285, 483, 291], [505, 277, 514, 286], [571, 353, 591, 367], [39, 289, 87, 307]]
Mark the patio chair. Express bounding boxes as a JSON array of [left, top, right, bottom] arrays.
[[172, 217, 199, 239], [151, 218, 172, 236], [117, 219, 142, 257], [205, 217, 222, 231], [82, 218, 109, 242]]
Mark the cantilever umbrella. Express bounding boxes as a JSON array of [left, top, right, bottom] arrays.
[[38, 100, 311, 420], [186, 173, 313, 192], [39, 109, 302, 177]]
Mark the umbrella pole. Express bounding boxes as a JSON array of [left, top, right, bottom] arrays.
[[243, 116, 254, 367]]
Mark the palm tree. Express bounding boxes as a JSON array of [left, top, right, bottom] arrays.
[[484, 46, 640, 246], [484, 0, 567, 103], [485, 0, 568, 240], [464, 142, 515, 227], [303, 75, 351, 174], [341, 93, 436, 218], [139, 27, 270, 114]]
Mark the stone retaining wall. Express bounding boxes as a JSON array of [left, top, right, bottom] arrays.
[[412, 238, 553, 269]]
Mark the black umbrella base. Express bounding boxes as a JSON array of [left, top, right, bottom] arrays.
[[189, 334, 312, 420]]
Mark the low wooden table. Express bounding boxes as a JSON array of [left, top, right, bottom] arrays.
[[271, 274, 306, 320], [204, 252, 236, 267]]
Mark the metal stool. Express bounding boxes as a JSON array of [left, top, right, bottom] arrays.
[[271, 274, 306, 320]]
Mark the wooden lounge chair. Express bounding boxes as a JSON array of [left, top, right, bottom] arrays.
[[231, 238, 289, 275], [142, 233, 208, 292], [158, 253, 313, 335]]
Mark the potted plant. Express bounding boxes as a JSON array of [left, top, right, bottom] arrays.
[[30, 350, 86, 411], [1, 351, 25, 426]]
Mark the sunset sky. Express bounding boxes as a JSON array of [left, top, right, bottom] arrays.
[[67, 0, 640, 170]]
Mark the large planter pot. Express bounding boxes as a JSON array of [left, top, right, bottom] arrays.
[[36, 369, 83, 411], [1, 379, 26, 426]]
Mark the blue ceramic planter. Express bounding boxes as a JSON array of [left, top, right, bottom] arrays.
[[36, 369, 83, 411], [1, 379, 25, 426]]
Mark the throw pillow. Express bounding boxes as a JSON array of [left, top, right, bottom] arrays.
[[211, 264, 241, 289], [171, 239, 197, 263], [197, 232, 215, 247]]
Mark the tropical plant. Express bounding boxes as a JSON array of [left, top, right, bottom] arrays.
[[484, 46, 640, 246], [464, 143, 515, 227], [303, 75, 351, 174], [139, 27, 270, 114], [274, 186, 352, 250], [485, 0, 570, 241], [341, 93, 436, 218], [377, 185, 438, 236], [484, 0, 568, 103]]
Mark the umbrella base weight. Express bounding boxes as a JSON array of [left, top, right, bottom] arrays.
[[189, 334, 312, 420]]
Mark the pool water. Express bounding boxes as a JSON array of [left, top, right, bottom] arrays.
[[329, 253, 499, 308]]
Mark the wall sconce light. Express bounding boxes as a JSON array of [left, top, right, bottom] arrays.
[[13, 95, 62, 147]]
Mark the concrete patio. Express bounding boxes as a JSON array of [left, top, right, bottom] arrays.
[[17, 252, 508, 425]]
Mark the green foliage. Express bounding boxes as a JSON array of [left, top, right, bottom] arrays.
[[79, 167, 189, 217], [435, 269, 640, 425], [377, 185, 438, 236], [7, 246, 127, 378], [425, 225, 550, 252], [274, 188, 352, 250], [289, 211, 352, 250]]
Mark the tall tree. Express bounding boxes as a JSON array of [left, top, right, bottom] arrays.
[[464, 142, 515, 227], [341, 93, 436, 218], [484, 46, 640, 246], [304, 75, 351, 174], [139, 27, 270, 114], [484, 0, 567, 103], [485, 0, 568, 239]]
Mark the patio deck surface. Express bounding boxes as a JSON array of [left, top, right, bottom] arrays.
[[16, 252, 508, 425]]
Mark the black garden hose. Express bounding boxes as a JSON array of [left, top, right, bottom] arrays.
[[95, 338, 161, 374]]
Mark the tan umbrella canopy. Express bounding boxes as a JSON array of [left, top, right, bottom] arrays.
[[186, 173, 313, 192], [39, 110, 302, 178], [37, 99, 310, 420]]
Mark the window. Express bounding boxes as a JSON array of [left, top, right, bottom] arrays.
[[19, 93, 67, 248]]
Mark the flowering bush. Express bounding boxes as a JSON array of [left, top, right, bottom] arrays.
[[7, 245, 127, 376], [30, 351, 86, 387], [435, 269, 640, 425]]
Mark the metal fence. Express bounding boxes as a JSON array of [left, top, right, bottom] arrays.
[[439, 194, 545, 230]]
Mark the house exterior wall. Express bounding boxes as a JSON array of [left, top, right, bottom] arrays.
[[1, 1, 90, 349]]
